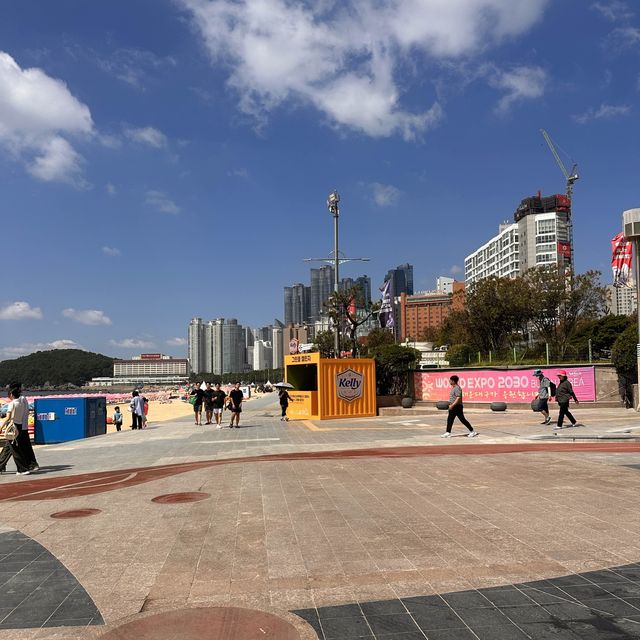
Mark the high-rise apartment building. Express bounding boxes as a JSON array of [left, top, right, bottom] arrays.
[[464, 193, 572, 287], [606, 284, 637, 316], [221, 319, 243, 374], [253, 340, 273, 370], [385, 263, 414, 295], [272, 321, 284, 370], [310, 265, 335, 321], [188, 317, 205, 374], [284, 283, 311, 325], [356, 275, 372, 305]]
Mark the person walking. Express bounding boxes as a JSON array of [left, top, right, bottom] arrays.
[[203, 382, 215, 425], [442, 375, 478, 438], [189, 385, 205, 426], [533, 369, 553, 425], [211, 383, 226, 429], [555, 370, 583, 429], [113, 406, 123, 432], [228, 382, 244, 428], [278, 388, 290, 421], [0, 385, 38, 474], [130, 390, 145, 430]]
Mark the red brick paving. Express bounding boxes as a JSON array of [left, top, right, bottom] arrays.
[[98, 606, 302, 640], [3, 441, 640, 501]]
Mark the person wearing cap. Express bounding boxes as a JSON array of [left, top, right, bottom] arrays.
[[533, 369, 552, 425], [555, 370, 583, 429]]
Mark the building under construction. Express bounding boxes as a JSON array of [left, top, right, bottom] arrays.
[[464, 192, 573, 287]]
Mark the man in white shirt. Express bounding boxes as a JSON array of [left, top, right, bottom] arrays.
[[0, 385, 37, 475]]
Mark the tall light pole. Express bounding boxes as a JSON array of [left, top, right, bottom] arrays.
[[304, 191, 369, 358], [327, 190, 341, 357]]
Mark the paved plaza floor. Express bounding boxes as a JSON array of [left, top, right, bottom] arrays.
[[3, 397, 640, 639]]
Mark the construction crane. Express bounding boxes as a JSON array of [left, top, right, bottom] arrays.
[[540, 128, 579, 280], [540, 129, 579, 204]]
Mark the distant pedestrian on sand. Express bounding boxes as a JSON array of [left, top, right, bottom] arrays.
[[555, 370, 583, 430], [113, 406, 123, 432], [211, 383, 226, 429], [279, 388, 290, 421], [130, 390, 145, 430], [190, 385, 205, 426], [533, 369, 552, 425], [228, 382, 243, 428], [442, 375, 478, 438], [203, 382, 214, 425]]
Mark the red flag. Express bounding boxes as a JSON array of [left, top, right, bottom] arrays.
[[557, 241, 571, 258], [611, 232, 633, 288]]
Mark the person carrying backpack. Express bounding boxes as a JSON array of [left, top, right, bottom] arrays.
[[533, 369, 555, 426]]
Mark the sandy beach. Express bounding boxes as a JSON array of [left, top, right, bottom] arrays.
[[105, 393, 265, 433]]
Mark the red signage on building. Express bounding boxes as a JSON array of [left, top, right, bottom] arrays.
[[557, 241, 571, 258], [140, 353, 162, 360]]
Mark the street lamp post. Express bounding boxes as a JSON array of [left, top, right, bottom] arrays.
[[327, 191, 340, 357], [304, 192, 369, 358]]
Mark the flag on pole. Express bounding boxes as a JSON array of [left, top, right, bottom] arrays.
[[611, 232, 633, 288], [379, 279, 395, 329]]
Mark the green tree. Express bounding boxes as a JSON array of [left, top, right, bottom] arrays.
[[312, 331, 335, 358], [368, 344, 420, 395], [361, 327, 395, 355], [612, 323, 637, 406], [525, 268, 607, 358], [325, 286, 381, 357], [447, 344, 474, 367]]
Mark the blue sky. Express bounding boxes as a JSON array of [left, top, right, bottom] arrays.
[[0, 0, 638, 360]]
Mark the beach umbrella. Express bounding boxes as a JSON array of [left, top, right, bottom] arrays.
[[200, 381, 207, 390], [274, 382, 294, 389]]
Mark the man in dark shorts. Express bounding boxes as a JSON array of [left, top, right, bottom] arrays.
[[211, 383, 226, 429], [228, 382, 244, 428], [203, 382, 215, 424], [190, 385, 205, 426]]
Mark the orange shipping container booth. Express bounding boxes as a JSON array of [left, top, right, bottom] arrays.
[[284, 352, 376, 420]]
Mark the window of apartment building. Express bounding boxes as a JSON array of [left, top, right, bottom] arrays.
[[536, 253, 556, 264], [537, 219, 555, 234]]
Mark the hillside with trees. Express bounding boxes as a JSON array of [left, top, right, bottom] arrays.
[[0, 349, 114, 388]]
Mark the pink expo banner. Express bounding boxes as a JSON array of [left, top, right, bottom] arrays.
[[414, 366, 596, 403]]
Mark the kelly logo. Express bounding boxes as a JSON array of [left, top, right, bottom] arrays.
[[336, 368, 364, 402]]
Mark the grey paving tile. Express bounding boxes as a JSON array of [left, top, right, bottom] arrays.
[[320, 614, 370, 639], [366, 613, 421, 636]]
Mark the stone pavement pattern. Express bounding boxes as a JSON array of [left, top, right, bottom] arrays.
[[2, 399, 640, 639]]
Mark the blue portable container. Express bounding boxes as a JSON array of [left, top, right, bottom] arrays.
[[34, 397, 107, 444]]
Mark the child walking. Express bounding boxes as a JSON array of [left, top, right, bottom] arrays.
[[113, 406, 123, 432]]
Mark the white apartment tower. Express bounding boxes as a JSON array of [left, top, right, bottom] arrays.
[[465, 194, 572, 287], [606, 284, 637, 316], [188, 317, 205, 374]]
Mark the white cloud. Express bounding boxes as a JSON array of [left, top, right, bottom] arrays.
[[573, 103, 631, 124], [62, 308, 112, 326], [490, 66, 546, 113], [124, 125, 168, 148], [0, 301, 43, 320], [371, 182, 401, 207], [592, 1, 633, 22], [97, 48, 177, 89], [227, 167, 249, 179], [0, 339, 81, 360], [450, 265, 463, 275], [606, 26, 640, 50], [106, 182, 117, 196], [0, 51, 93, 184], [102, 246, 120, 256], [179, 0, 548, 140], [145, 189, 180, 214], [28, 135, 86, 186], [109, 338, 156, 349], [166, 337, 187, 346]]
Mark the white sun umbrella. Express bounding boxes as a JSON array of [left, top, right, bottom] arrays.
[[200, 380, 207, 390], [274, 382, 294, 389]]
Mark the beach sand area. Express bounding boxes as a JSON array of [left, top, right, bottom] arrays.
[[105, 392, 262, 433]]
